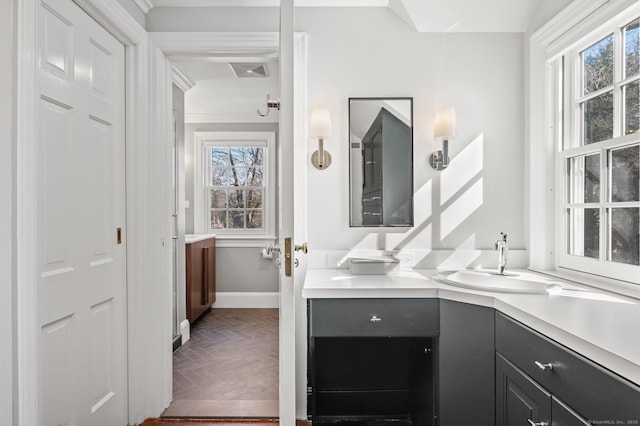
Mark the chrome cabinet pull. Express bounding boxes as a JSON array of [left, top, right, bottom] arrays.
[[535, 361, 554, 371], [528, 419, 548, 426], [370, 315, 382, 323]]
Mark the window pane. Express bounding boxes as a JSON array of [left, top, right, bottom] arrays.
[[247, 167, 264, 186], [211, 211, 227, 229], [582, 34, 614, 95], [230, 167, 247, 186], [210, 189, 227, 208], [583, 91, 613, 144], [229, 210, 245, 229], [211, 148, 229, 166], [568, 154, 600, 203], [610, 145, 639, 202], [211, 168, 228, 186], [609, 208, 639, 265], [625, 19, 640, 78], [246, 189, 263, 208], [247, 210, 263, 229], [251, 148, 264, 166], [624, 81, 639, 135], [228, 189, 245, 208], [230, 147, 248, 165], [568, 208, 600, 259]]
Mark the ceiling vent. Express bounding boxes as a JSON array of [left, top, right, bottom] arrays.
[[229, 63, 269, 78]]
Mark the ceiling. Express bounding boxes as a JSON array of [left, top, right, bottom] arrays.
[[146, 0, 542, 32]]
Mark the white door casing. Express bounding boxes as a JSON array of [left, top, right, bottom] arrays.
[[36, 0, 127, 424]]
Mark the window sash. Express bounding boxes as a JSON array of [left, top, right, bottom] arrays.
[[204, 146, 267, 234]]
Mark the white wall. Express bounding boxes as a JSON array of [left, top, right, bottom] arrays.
[[0, 0, 15, 423], [299, 9, 525, 258], [215, 248, 279, 292]]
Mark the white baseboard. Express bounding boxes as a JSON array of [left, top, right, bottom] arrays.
[[211, 292, 279, 308], [180, 319, 190, 344]]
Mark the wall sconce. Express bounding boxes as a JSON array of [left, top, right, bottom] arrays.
[[310, 106, 333, 170], [430, 107, 457, 171]]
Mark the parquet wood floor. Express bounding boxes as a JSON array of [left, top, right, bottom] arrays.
[[163, 308, 279, 418]]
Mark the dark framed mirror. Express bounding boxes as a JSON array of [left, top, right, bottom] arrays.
[[349, 97, 414, 227]]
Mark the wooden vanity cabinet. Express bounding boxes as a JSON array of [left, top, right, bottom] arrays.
[[186, 236, 216, 323]]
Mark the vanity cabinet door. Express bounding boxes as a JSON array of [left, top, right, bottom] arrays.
[[186, 237, 216, 323], [496, 353, 551, 426], [438, 301, 495, 426]]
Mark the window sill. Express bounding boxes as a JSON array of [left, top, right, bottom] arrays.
[[528, 267, 640, 300], [212, 235, 277, 248]]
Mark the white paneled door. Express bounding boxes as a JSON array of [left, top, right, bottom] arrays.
[[36, 0, 127, 425]]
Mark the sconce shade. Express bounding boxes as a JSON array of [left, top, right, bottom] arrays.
[[434, 107, 457, 140], [310, 106, 333, 139]]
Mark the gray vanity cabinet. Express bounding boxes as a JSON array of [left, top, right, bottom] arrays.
[[496, 312, 640, 426], [307, 298, 438, 426], [496, 352, 552, 426], [438, 301, 495, 426], [361, 108, 412, 226]]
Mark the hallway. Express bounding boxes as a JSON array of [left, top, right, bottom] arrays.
[[163, 308, 279, 418]]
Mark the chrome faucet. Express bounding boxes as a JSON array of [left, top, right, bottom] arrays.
[[494, 232, 508, 275]]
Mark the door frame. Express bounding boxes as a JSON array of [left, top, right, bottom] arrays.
[[149, 30, 308, 423], [15, 1, 174, 425]]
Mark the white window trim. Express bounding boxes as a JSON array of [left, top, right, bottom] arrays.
[[193, 131, 277, 246], [529, 0, 640, 298]]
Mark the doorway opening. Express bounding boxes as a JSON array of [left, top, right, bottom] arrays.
[[162, 57, 282, 419]]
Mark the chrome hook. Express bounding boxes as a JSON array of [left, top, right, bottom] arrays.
[[257, 94, 281, 117]]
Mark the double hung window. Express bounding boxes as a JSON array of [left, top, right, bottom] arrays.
[[556, 15, 639, 282], [193, 131, 276, 244], [207, 146, 265, 231]]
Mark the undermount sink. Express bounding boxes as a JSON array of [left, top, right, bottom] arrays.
[[433, 270, 562, 294]]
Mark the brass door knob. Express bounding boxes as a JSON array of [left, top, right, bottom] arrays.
[[294, 243, 308, 254]]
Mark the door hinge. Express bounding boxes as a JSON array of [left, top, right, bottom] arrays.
[[117, 228, 122, 244]]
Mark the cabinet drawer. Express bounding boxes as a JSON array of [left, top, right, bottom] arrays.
[[309, 298, 438, 337], [496, 313, 640, 423]]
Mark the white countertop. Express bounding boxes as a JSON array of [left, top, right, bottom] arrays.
[[303, 268, 640, 386], [185, 234, 216, 244]]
